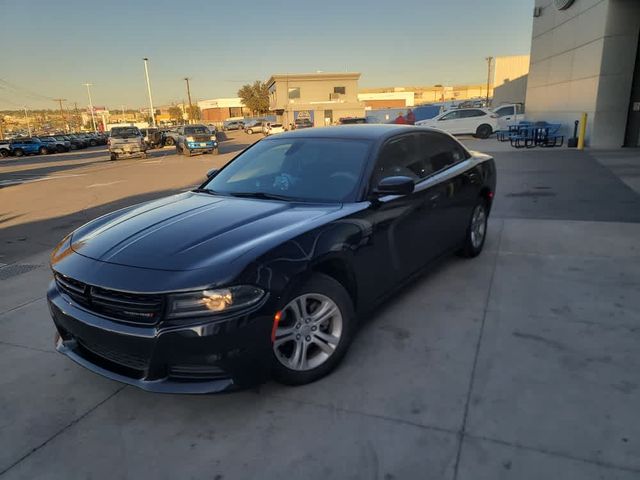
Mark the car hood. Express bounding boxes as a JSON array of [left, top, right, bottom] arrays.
[[70, 191, 342, 272]]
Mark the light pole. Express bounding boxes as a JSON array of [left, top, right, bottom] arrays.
[[23, 106, 32, 137], [184, 77, 193, 124], [143, 58, 156, 127], [485, 56, 494, 106], [82, 83, 97, 132]]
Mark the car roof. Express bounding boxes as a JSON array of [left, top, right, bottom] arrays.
[[273, 124, 431, 141]]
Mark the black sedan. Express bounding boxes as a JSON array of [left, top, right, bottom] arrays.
[[48, 125, 496, 393]]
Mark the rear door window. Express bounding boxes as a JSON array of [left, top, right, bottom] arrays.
[[417, 132, 469, 175]]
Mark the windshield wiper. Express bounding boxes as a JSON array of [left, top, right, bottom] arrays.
[[192, 188, 224, 196], [228, 191, 294, 201]]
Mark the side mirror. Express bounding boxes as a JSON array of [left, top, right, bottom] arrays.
[[206, 168, 218, 179], [374, 176, 415, 196]]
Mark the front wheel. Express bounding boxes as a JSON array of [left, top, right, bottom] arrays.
[[13, 148, 24, 157], [459, 200, 488, 258], [165, 137, 175, 146], [38, 147, 48, 155], [182, 147, 191, 157], [475, 124, 493, 139], [272, 273, 356, 385], [110, 153, 118, 161], [246, 128, 253, 134], [211, 148, 219, 155]]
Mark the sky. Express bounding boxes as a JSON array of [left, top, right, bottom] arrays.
[[0, 0, 533, 110]]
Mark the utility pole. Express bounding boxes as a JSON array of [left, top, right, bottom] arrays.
[[184, 77, 193, 124], [74, 102, 80, 132], [121, 104, 126, 122], [82, 83, 97, 132], [23, 106, 32, 137], [143, 58, 156, 127], [0, 117, 5, 140], [53, 98, 67, 132], [485, 56, 494, 106]]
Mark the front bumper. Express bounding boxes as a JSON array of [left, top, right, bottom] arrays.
[[110, 145, 146, 157], [48, 282, 274, 393], [186, 140, 217, 151]]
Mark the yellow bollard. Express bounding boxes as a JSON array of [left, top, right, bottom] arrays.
[[577, 112, 587, 150]]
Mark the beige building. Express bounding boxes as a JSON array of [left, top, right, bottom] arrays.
[[267, 72, 365, 127], [525, 0, 640, 147], [492, 55, 530, 88]]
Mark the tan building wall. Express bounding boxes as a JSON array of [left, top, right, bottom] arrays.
[[525, 0, 640, 147], [493, 74, 528, 106], [267, 72, 365, 126], [493, 55, 531, 88], [361, 84, 492, 104]]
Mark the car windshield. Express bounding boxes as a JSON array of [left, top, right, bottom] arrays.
[[110, 127, 140, 138], [203, 137, 372, 203], [185, 126, 209, 134]]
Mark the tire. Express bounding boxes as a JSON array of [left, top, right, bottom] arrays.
[[182, 147, 191, 157], [89, 140, 97, 147], [246, 128, 253, 134], [13, 148, 24, 157], [38, 147, 48, 155], [165, 136, 175, 146], [110, 153, 117, 161], [0, 149, 9, 158], [475, 124, 493, 139], [272, 273, 356, 385], [459, 199, 489, 258], [56, 145, 65, 153], [212, 148, 219, 155]]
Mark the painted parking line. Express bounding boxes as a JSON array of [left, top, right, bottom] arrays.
[[86, 180, 126, 188], [0, 173, 87, 187], [143, 160, 162, 164]]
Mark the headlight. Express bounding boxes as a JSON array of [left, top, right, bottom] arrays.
[[167, 286, 265, 319], [186, 136, 195, 142], [210, 135, 216, 141]]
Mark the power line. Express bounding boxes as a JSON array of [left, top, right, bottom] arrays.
[[0, 78, 54, 101]]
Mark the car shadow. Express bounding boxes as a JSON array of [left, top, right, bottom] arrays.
[[1, 187, 188, 263]]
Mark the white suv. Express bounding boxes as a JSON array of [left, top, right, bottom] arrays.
[[415, 108, 499, 139]]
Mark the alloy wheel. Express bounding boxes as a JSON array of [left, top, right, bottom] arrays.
[[470, 204, 487, 249], [273, 293, 343, 371]]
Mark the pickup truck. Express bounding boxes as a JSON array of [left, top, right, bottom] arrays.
[[108, 126, 147, 160], [175, 124, 218, 156], [10, 138, 51, 156], [0, 139, 10, 157], [492, 103, 525, 129]]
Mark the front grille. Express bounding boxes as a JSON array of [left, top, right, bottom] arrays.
[[79, 339, 148, 371], [191, 134, 212, 142], [76, 340, 146, 378], [55, 273, 164, 325], [169, 364, 227, 381]]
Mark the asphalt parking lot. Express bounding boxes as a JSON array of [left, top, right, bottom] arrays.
[[1, 132, 640, 479]]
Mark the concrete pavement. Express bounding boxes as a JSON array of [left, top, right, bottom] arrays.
[[1, 136, 639, 479]]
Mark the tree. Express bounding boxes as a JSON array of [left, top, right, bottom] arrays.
[[237, 81, 270, 115], [188, 105, 201, 121], [168, 105, 183, 123]]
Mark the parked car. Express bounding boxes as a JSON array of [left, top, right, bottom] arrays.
[[339, 117, 368, 125], [140, 128, 162, 149], [38, 136, 69, 153], [47, 124, 496, 393], [10, 138, 51, 156], [51, 136, 72, 151], [222, 120, 244, 131], [262, 122, 285, 136], [0, 139, 10, 157], [175, 124, 218, 156], [162, 128, 181, 146], [415, 108, 499, 139], [64, 135, 85, 150], [108, 126, 146, 160], [244, 120, 266, 134]]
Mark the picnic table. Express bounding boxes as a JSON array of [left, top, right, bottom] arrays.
[[497, 121, 565, 148]]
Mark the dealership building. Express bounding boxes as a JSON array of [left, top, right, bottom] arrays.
[[266, 72, 365, 127], [525, 0, 640, 147]]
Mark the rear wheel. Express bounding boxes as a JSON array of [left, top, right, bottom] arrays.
[[272, 273, 356, 385], [56, 145, 65, 153], [13, 148, 24, 157], [165, 136, 175, 146], [459, 200, 488, 258], [110, 153, 118, 161], [475, 124, 493, 139], [38, 147, 48, 155], [246, 128, 253, 134], [0, 149, 9, 158]]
